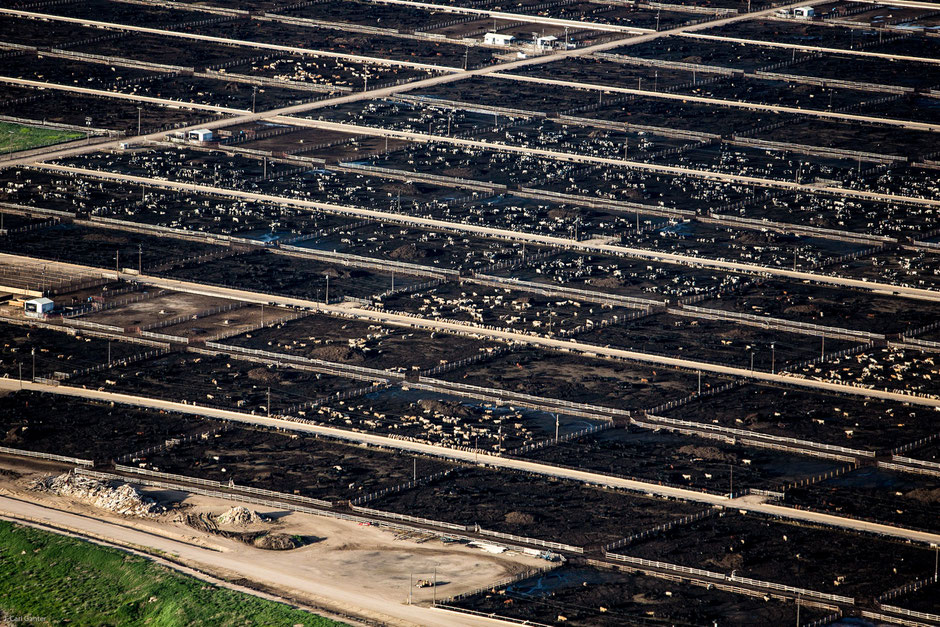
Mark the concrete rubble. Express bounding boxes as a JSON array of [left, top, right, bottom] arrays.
[[216, 505, 269, 526], [31, 472, 164, 518]]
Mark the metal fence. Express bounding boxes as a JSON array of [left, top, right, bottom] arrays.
[[349, 468, 460, 506], [878, 603, 940, 624], [63, 318, 124, 333], [892, 453, 940, 471], [604, 552, 854, 604], [205, 341, 397, 382], [878, 461, 940, 479], [57, 347, 170, 380], [510, 421, 613, 456], [204, 308, 309, 342], [278, 243, 457, 280], [139, 330, 188, 344], [476, 527, 583, 554], [602, 508, 718, 552], [643, 414, 874, 459], [415, 376, 630, 421], [859, 609, 935, 627], [672, 304, 883, 342], [348, 503, 471, 531], [115, 423, 231, 464], [471, 274, 663, 309], [112, 464, 334, 508], [139, 301, 247, 332], [0, 445, 93, 467], [418, 346, 512, 378], [440, 564, 561, 604], [877, 574, 938, 604], [337, 161, 506, 193]]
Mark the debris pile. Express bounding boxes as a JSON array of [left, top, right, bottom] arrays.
[[32, 472, 163, 518], [252, 533, 300, 550], [216, 505, 268, 527]]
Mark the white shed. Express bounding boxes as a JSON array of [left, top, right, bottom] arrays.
[[484, 33, 515, 46], [24, 297, 53, 318], [793, 6, 815, 17], [536, 35, 558, 49], [188, 129, 214, 142]]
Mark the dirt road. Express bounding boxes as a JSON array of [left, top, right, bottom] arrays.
[[0, 488, 541, 627]]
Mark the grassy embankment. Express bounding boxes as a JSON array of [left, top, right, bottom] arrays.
[[0, 122, 84, 154], [0, 519, 345, 626]]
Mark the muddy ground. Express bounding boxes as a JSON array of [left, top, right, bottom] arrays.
[[665, 382, 940, 452], [0, 222, 222, 271], [452, 565, 830, 626], [522, 425, 846, 494], [578, 312, 860, 371], [313, 386, 603, 452], [0, 320, 143, 380], [703, 278, 940, 335], [440, 348, 725, 411], [71, 351, 362, 414], [137, 425, 460, 503], [371, 467, 705, 547], [785, 466, 940, 533], [0, 390, 216, 463], [164, 249, 423, 301], [225, 311, 500, 372], [626, 511, 936, 601]]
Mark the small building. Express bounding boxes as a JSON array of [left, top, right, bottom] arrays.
[[24, 297, 54, 319], [188, 128, 213, 142], [536, 35, 558, 50], [484, 33, 515, 46], [792, 6, 815, 17]]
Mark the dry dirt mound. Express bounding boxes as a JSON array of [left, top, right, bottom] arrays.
[[217, 506, 269, 527], [678, 445, 735, 463], [247, 367, 279, 383], [309, 344, 364, 363], [416, 398, 474, 418], [588, 277, 624, 289], [252, 533, 301, 550], [505, 511, 535, 526], [389, 243, 427, 260], [32, 472, 164, 518], [906, 488, 940, 504]]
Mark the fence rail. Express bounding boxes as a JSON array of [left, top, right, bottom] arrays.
[[604, 552, 855, 604], [877, 574, 938, 604], [113, 464, 334, 508], [349, 468, 459, 506], [879, 603, 940, 624], [603, 508, 718, 552], [440, 564, 561, 604], [115, 423, 231, 464], [0, 445, 93, 467], [415, 376, 630, 420], [477, 527, 584, 554], [348, 503, 471, 531], [62, 318, 124, 334], [471, 274, 664, 309], [643, 414, 874, 458], [859, 609, 936, 627], [277, 244, 456, 279], [510, 421, 613, 456], [204, 341, 397, 381], [673, 304, 883, 341], [878, 461, 940, 478]]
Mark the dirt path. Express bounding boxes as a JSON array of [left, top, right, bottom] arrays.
[[0, 477, 543, 627]]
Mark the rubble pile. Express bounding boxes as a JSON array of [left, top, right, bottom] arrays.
[[32, 473, 164, 518], [216, 505, 268, 526]]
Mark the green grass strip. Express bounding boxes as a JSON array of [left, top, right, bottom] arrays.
[[0, 519, 346, 626]]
